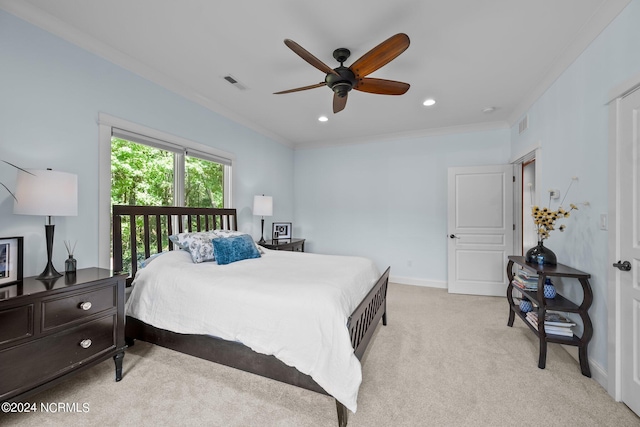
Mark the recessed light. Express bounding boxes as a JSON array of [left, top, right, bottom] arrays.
[[318, 116, 328, 122], [423, 98, 436, 106], [482, 107, 496, 113]]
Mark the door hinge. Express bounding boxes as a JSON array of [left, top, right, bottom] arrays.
[[513, 176, 516, 182], [513, 224, 516, 230]]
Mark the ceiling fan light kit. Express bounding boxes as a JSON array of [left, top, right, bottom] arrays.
[[274, 33, 411, 113]]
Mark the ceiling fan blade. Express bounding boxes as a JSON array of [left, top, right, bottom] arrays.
[[354, 78, 410, 95], [333, 93, 347, 113], [274, 82, 326, 94], [284, 39, 340, 77], [349, 33, 410, 78]]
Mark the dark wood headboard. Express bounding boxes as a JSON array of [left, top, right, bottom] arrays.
[[112, 205, 238, 284]]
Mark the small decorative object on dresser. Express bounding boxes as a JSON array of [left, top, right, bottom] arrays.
[[64, 240, 77, 274], [0, 236, 23, 286], [272, 222, 292, 240], [0, 268, 127, 402]]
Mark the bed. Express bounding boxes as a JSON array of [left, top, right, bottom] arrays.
[[112, 205, 390, 427]]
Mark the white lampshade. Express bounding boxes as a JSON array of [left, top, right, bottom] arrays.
[[253, 195, 273, 216], [13, 169, 78, 217]]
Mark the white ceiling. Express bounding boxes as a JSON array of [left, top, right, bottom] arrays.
[[0, 0, 631, 148]]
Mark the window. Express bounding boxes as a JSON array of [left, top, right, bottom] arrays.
[[98, 113, 235, 269], [110, 128, 229, 208]]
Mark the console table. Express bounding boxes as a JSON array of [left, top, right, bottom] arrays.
[[506, 256, 593, 377]]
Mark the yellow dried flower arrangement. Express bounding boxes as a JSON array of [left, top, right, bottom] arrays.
[[530, 177, 579, 241], [531, 203, 578, 240]]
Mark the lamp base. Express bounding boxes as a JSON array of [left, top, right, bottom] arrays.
[[37, 223, 63, 280], [258, 217, 266, 244], [37, 261, 63, 280]]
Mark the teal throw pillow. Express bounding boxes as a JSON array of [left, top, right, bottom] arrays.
[[212, 234, 261, 265]]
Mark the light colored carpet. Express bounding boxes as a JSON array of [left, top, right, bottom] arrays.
[[2, 284, 638, 426]]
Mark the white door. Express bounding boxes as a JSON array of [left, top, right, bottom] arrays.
[[617, 87, 640, 415], [447, 165, 514, 296]]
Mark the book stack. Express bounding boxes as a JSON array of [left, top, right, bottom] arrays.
[[511, 270, 538, 291], [525, 311, 576, 337]]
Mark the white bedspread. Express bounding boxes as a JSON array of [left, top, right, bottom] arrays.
[[125, 248, 381, 412]]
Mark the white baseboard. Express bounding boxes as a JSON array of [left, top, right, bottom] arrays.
[[561, 344, 607, 388], [390, 275, 447, 289]]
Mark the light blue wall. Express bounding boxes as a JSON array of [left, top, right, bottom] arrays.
[[510, 1, 640, 376], [0, 11, 294, 276], [3, 0, 640, 389], [294, 129, 511, 283]]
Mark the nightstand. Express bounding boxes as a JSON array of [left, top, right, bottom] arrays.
[[0, 268, 127, 402], [259, 238, 305, 252]]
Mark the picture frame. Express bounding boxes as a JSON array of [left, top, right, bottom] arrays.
[[0, 236, 23, 287], [272, 222, 292, 240]]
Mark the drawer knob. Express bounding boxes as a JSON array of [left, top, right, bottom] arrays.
[[80, 339, 92, 349], [79, 301, 92, 311]]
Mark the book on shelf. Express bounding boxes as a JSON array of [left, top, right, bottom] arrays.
[[512, 275, 537, 291], [518, 269, 538, 281], [527, 311, 576, 327], [526, 312, 575, 336], [514, 274, 537, 284], [543, 311, 577, 327], [524, 315, 574, 337]]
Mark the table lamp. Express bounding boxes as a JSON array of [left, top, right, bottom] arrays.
[[253, 195, 272, 244], [13, 169, 78, 280]]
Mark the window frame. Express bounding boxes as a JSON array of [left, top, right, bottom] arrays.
[[98, 113, 234, 268]]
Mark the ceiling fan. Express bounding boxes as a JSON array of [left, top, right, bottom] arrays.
[[274, 33, 410, 113]]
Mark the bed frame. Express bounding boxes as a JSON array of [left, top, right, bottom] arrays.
[[112, 205, 389, 427]]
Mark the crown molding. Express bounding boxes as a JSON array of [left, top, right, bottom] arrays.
[[0, 1, 295, 149], [294, 121, 510, 150]]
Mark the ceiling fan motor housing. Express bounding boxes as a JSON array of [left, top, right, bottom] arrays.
[[325, 66, 356, 98]]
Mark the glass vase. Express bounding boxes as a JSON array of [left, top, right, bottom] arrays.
[[525, 240, 557, 266], [65, 255, 77, 274]]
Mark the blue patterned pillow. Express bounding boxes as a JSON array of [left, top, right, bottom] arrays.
[[212, 234, 261, 265]]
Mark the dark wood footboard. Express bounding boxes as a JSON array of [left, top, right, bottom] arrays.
[[349, 267, 390, 360]]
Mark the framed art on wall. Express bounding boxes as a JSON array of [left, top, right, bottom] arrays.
[[0, 236, 23, 287], [272, 222, 292, 240]]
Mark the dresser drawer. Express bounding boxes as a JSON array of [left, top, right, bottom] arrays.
[[42, 284, 116, 331], [0, 314, 116, 399], [0, 305, 34, 346]]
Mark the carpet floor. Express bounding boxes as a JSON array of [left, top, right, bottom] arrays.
[[2, 283, 638, 426]]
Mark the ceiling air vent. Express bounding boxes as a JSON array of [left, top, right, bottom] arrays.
[[223, 74, 246, 90], [518, 115, 529, 134]]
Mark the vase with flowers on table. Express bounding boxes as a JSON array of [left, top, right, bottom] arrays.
[[525, 177, 582, 266]]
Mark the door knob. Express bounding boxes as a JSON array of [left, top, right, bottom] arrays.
[[613, 260, 631, 271], [449, 234, 460, 239]]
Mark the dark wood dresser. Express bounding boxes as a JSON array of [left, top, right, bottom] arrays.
[[0, 268, 126, 402]]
